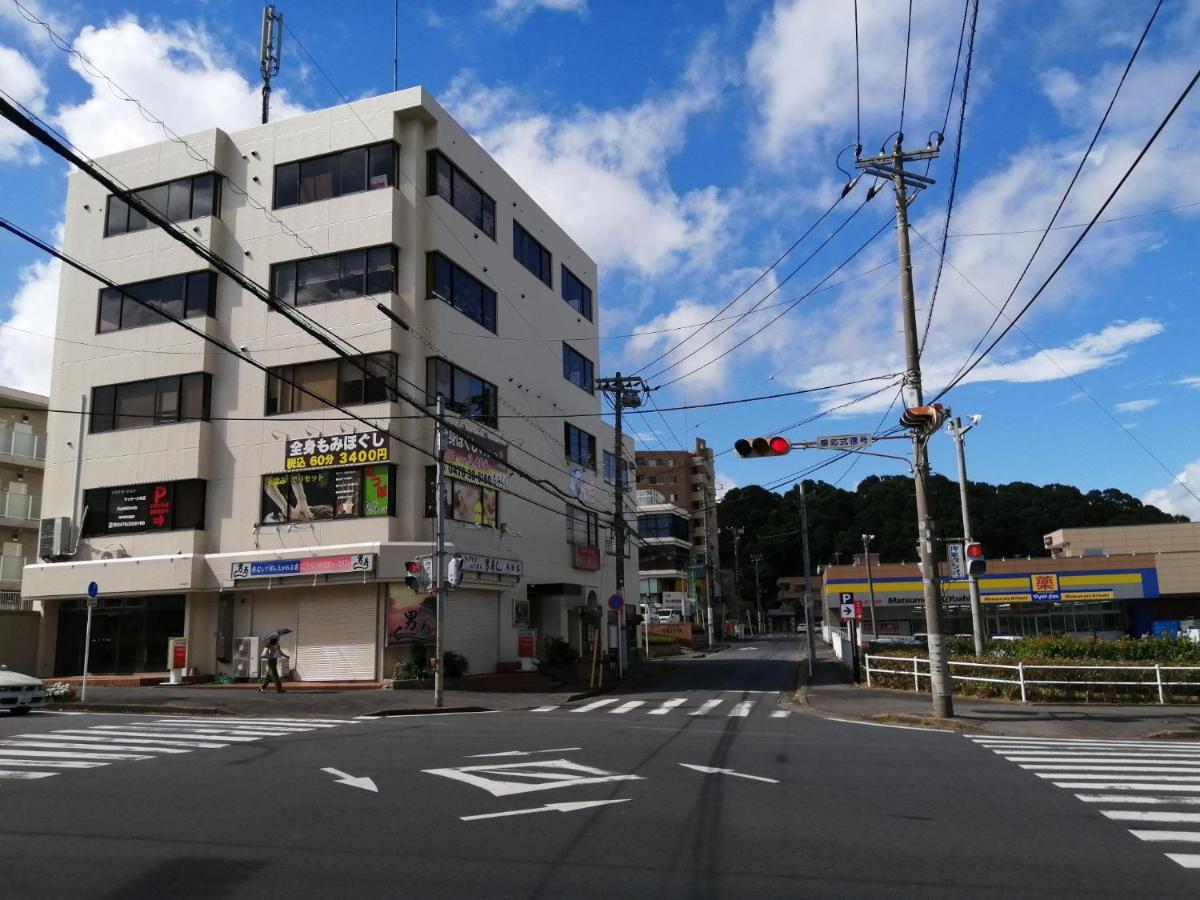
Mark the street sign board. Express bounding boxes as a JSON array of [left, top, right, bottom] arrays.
[[853, 600, 864, 621], [812, 433, 876, 451], [608, 593, 624, 611], [947, 541, 966, 579], [87, 581, 98, 599], [839, 591, 854, 620]]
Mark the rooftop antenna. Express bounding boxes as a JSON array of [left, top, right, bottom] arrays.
[[260, 4, 284, 125], [393, 0, 399, 92]]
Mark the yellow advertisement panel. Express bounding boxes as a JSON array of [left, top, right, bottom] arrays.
[[1060, 590, 1115, 602], [982, 593, 1032, 604]]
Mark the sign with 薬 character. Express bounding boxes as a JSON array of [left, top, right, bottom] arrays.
[[284, 430, 391, 471], [1030, 572, 1060, 602]]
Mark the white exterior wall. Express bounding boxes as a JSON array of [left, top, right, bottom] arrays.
[[22, 88, 636, 678]]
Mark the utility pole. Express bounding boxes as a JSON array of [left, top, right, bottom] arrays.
[[259, 5, 284, 126], [798, 482, 816, 678], [948, 415, 985, 656], [595, 373, 647, 677], [857, 134, 954, 718], [702, 489, 717, 649], [751, 553, 764, 634], [862, 534, 879, 638], [729, 526, 744, 629], [433, 394, 447, 708]]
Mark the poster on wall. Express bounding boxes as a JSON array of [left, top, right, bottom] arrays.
[[363, 465, 390, 517], [386, 589, 437, 646], [444, 429, 509, 489], [285, 429, 391, 471], [452, 482, 482, 523], [287, 471, 336, 522], [333, 468, 361, 518]]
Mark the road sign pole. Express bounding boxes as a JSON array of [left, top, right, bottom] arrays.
[[434, 394, 446, 709], [81, 599, 94, 703]]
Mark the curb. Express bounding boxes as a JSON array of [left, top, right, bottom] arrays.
[[46, 703, 227, 716], [366, 706, 492, 716]]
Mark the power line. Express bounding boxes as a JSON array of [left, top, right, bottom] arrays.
[[853, 0, 862, 150], [899, 0, 913, 135]]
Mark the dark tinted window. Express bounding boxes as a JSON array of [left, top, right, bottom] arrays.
[[266, 353, 397, 415], [425, 357, 497, 427], [184, 271, 216, 318], [271, 245, 396, 309], [104, 173, 220, 237], [95, 270, 217, 333], [427, 150, 496, 240], [81, 479, 207, 536], [105, 197, 129, 237], [91, 385, 116, 433], [274, 162, 299, 208], [366, 246, 395, 295], [98, 289, 122, 333], [513, 221, 551, 287], [91, 374, 211, 433], [368, 143, 395, 190], [296, 256, 341, 307], [562, 343, 594, 393], [426, 252, 497, 333], [299, 154, 339, 203], [562, 266, 593, 320], [274, 142, 397, 209], [340, 146, 367, 195], [564, 422, 596, 469]]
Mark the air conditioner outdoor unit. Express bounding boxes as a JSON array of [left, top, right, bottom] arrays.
[[233, 636, 261, 680], [38, 517, 72, 561]]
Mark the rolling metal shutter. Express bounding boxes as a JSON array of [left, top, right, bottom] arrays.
[[444, 593, 499, 675], [296, 593, 377, 681]]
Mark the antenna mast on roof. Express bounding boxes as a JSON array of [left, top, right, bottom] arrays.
[[260, 4, 284, 125]]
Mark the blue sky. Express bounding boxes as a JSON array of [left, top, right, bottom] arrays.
[[1, 0, 1198, 519]]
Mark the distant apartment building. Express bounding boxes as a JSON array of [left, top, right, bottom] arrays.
[[0, 385, 46, 671], [635, 438, 720, 613], [21, 88, 633, 680], [634, 488, 691, 616]]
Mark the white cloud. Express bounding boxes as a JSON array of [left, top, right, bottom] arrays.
[[0, 43, 47, 161], [1040, 67, 1084, 115], [715, 473, 737, 501], [1143, 458, 1200, 522], [441, 40, 732, 277], [1114, 398, 1159, 413], [486, 0, 587, 28], [55, 18, 307, 159], [0, 254, 59, 393], [1178, 377, 1200, 389]]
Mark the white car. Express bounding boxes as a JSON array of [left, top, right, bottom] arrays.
[[0, 665, 45, 715]]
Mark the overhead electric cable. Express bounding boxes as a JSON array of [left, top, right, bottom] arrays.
[[899, 0, 913, 135]]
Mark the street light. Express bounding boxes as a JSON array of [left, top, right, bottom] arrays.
[[862, 534, 878, 638], [947, 415, 985, 656]]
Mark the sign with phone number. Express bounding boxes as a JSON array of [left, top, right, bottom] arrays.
[[285, 430, 390, 471]]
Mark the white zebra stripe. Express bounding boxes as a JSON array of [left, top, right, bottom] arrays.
[[648, 699, 687, 715], [1102, 811, 1200, 824], [729, 701, 754, 718], [0, 748, 150, 761], [1075, 794, 1200, 805], [1, 740, 190, 755], [531, 706, 559, 712], [40, 731, 229, 749], [1130, 830, 1200, 844], [573, 699, 619, 713], [690, 700, 723, 717], [610, 701, 646, 714], [0, 769, 58, 780], [1165, 854, 1200, 869]]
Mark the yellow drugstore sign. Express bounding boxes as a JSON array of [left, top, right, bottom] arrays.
[[982, 593, 1032, 604]]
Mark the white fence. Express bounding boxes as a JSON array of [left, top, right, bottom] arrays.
[[0, 428, 44, 461], [865, 653, 1200, 704]]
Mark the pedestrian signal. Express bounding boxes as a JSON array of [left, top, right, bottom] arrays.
[[965, 542, 986, 576], [404, 560, 430, 593], [733, 436, 791, 458]]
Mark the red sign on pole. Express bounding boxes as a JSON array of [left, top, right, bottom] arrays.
[[170, 638, 187, 669], [517, 630, 535, 657], [853, 600, 864, 621]]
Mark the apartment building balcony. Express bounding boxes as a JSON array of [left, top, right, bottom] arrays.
[[0, 428, 45, 468], [0, 555, 27, 586], [0, 491, 41, 528]]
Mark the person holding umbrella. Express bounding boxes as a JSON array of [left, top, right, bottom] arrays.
[[259, 628, 292, 693]]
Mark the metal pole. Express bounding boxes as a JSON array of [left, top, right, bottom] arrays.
[[393, 0, 399, 92], [433, 394, 447, 708], [70, 394, 87, 551], [613, 374, 627, 677], [950, 418, 986, 657], [863, 534, 878, 638], [893, 137, 953, 717], [81, 600, 93, 703], [799, 482, 816, 678], [753, 554, 764, 635], [704, 492, 716, 649]]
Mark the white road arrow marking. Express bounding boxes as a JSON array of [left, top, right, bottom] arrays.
[[461, 799, 630, 821], [321, 767, 378, 793], [679, 763, 779, 784], [467, 747, 582, 758]]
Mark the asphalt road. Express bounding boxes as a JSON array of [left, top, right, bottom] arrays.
[[3, 635, 1199, 898]]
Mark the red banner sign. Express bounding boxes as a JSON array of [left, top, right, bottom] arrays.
[[572, 545, 601, 571]]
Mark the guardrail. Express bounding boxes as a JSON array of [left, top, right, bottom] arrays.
[[865, 653, 1200, 704]]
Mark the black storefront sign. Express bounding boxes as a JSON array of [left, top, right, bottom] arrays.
[[107, 483, 172, 532]]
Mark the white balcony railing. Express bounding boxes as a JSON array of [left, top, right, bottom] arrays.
[[0, 491, 40, 522], [0, 555, 27, 583], [0, 428, 45, 462]]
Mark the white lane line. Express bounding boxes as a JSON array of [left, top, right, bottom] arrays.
[[158, 717, 351, 726], [1103, 811, 1200, 824], [0, 748, 150, 761], [1000, 755, 1200, 763], [825, 716, 954, 734], [39, 731, 229, 749], [690, 700, 723, 717], [1076, 794, 1200, 805], [0, 770, 59, 779], [30, 710, 86, 716], [1026, 765, 1200, 774], [2, 740, 190, 755], [573, 699, 620, 713], [0, 759, 109, 768], [971, 738, 1199, 749], [610, 701, 646, 715], [1130, 830, 1200, 844], [1165, 854, 1200, 869], [648, 699, 687, 716], [720, 691, 780, 694], [770, 710, 791, 719], [124, 724, 305, 735], [982, 746, 1200, 757], [1054, 783, 1200, 792], [467, 748, 582, 758], [729, 701, 755, 718], [531, 706, 559, 713], [1037, 773, 1200, 783], [87, 728, 263, 742]]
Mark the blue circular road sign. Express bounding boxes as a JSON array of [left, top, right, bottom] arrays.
[[87, 581, 98, 599], [608, 593, 624, 611]]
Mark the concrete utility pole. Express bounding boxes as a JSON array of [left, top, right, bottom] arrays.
[[948, 415, 986, 656], [433, 394, 447, 708], [857, 135, 954, 718], [751, 553, 764, 634], [862, 534, 879, 638], [595, 373, 647, 676], [702, 489, 717, 648], [798, 482, 816, 677], [730, 526, 744, 624]]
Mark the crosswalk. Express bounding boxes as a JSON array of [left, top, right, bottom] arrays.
[[969, 734, 1200, 872], [531, 696, 791, 720], [0, 716, 360, 783]]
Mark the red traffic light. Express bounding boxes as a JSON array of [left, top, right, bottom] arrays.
[[405, 560, 421, 574], [734, 436, 792, 458], [965, 542, 984, 559]]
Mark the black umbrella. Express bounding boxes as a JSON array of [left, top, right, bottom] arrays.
[[262, 628, 293, 643]]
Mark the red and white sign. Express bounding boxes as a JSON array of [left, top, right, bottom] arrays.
[[170, 637, 187, 669], [517, 630, 536, 657], [572, 545, 601, 571], [853, 600, 864, 621]]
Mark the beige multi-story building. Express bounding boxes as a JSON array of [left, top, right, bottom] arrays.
[[1, 385, 47, 670], [22, 88, 633, 681]]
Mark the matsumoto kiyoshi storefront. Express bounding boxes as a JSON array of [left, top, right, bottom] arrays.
[[823, 556, 1162, 639]]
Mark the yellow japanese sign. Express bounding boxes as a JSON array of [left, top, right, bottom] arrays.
[[982, 593, 1033, 604]]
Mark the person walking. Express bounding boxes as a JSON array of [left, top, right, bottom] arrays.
[[259, 636, 289, 693]]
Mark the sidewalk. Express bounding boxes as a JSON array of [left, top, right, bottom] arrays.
[[794, 642, 1200, 740]]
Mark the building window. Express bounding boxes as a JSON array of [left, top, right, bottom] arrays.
[[562, 343, 594, 394], [424, 467, 500, 528], [260, 465, 393, 524], [82, 479, 207, 536], [97, 271, 216, 334], [273, 142, 397, 209], [566, 504, 598, 546], [640, 545, 691, 571], [561, 265, 593, 321], [104, 173, 220, 237], [513, 220, 551, 287], [426, 252, 498, 332], [637, 514, 690, 541], [604, 450, 631, 486], [427, 150, 496, 240], [271, 245, 396, 308], [564, 422, 596, 470], [265, 352, 397, 415], [90, 373, 211, 434], [425, 358, 497, 428]]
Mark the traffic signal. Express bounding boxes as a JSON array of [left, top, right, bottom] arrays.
[[733, 436, 791, 458], [965, 542, 986, 576], [404, 560, 430, 593], [446, 554, 463, 590], [900, 402, 949, 435]]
